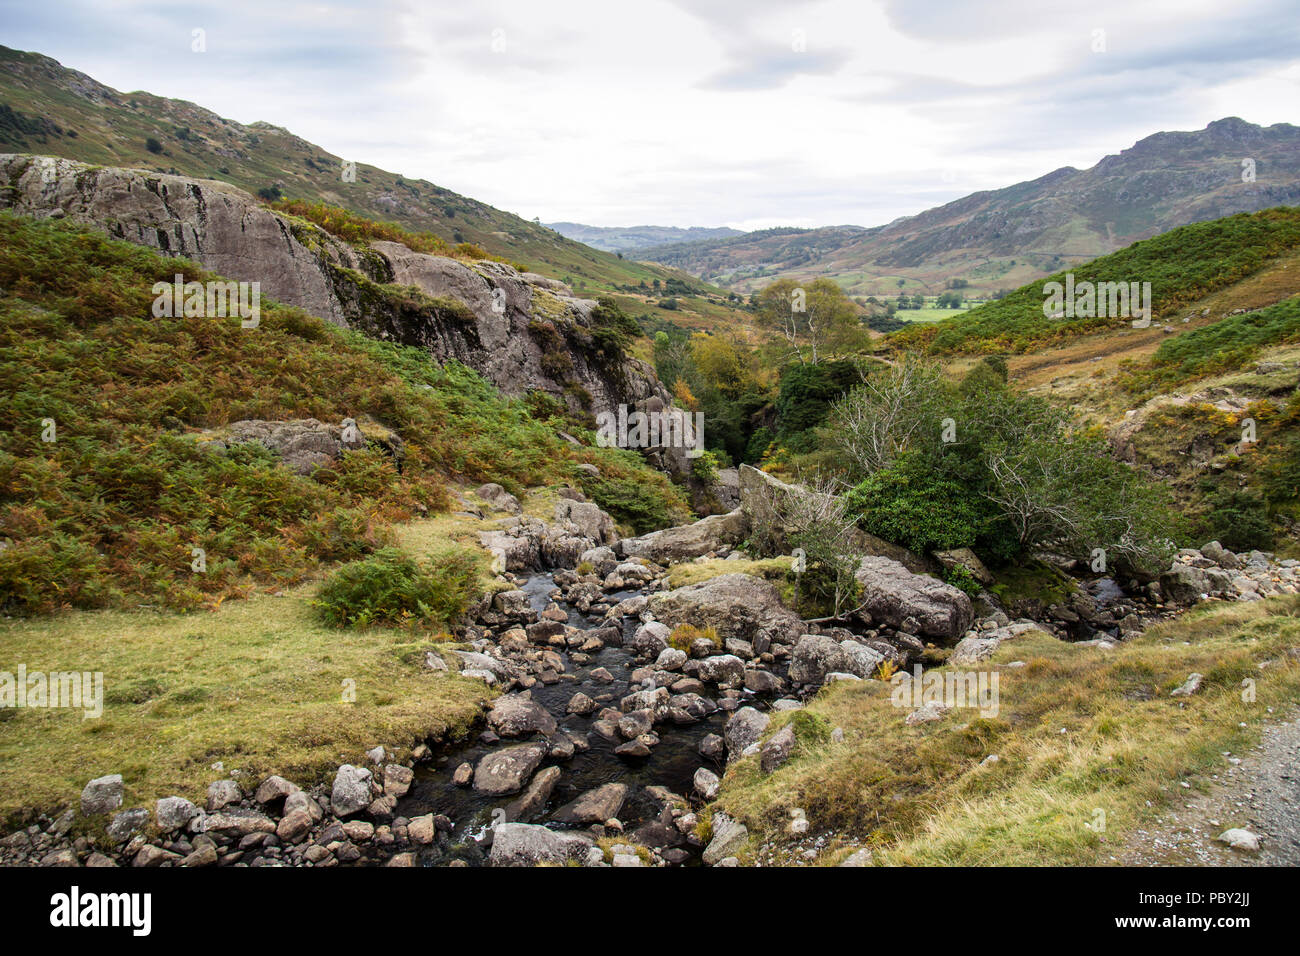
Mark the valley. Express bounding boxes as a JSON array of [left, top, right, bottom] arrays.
[[0, 31, 1298, 880]]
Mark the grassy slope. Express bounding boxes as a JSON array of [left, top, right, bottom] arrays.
[[0, 213, 689, 614], [889, 207, 1300, 355], [713, 596, 1300, 866]]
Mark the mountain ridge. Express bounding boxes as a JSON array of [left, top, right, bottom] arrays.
[[638, 117, 1300, 297]]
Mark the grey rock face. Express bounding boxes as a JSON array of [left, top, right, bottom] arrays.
[[0, 154, 672, 417], [854, 556, 973, 641], [648, 573, 802, 646], [618, 509, 749, 563]]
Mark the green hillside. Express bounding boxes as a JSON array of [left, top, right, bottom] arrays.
[[0, 213, 686, 616], [891, 207, 1300, 354]]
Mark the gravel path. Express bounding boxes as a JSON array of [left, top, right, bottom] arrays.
[[1117, 709, 1300, 866]]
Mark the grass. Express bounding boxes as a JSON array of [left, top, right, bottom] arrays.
[[712, 594, 1300, 866], [665, 556, 793, 588], [0, 580, 493, 826]]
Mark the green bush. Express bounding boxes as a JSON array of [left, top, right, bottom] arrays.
[[581, 473, 676, 535], [1194, 489, 1274, 551], [845, 464, 986, 554], [313, 547, 481, 629]]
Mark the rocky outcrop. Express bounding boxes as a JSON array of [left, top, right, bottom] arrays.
[[854, 556, 973, 641], [648, 573, 803, 648], [0, 154, 670, 417], [617, 509, 748, 563]]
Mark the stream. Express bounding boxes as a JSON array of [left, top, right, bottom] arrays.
[[394, 572, 767, 865]]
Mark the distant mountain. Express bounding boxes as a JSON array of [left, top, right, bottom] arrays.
[[638, 118, 1300, 297], [0, 45, 712, 296], [546, 221, 745, 253]]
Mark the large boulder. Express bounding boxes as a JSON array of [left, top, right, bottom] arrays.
[[1160, 564, 1211, 605], [486, 693, 558, 739], [554, 500, 618, 546], [551, 783, 629, 825], [473, 742, 549, 795], [724, 706, 770, 761], [854, 556, 972, 641], [790, 635, 884, 685], [489, 823, 594, 867], [330, 765, 374, 817], [80, 774, 124, 816], [648, 573, 802, 647], [617, 509, 749, 563]]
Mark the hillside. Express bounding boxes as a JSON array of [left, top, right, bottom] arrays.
[[639, 119, 1300, 298], [546, 222, 745, 254], [0, 44, 730, 315], [883, 207, 1300, 554], [0, 212, 688, 615]]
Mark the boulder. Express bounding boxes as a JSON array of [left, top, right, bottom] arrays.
[[487, 693, 558, 738], [724, 706, 770, 761], [330, 765, 374, 817], [80, 774, 124, 816], [1160, 564, 1210, 605], [648, 573, 802, 646], [155, 796, 199, 833], [702, 812, 748, 865], [554, 500, 618, 545], [552, 783, 629, 825], [473, 742, 549, 795], [503, 766, 562, 824], [489, 823, 594, 867], [205, 779, 242, 812], [477, 482, 521, 514], [854, 556, 973, 640], [761, 724, 797, 773], [618, 509, 749, 563], [932, 547, 994, 586]]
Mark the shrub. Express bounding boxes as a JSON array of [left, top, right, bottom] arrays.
[[294, 507, 394, 562], [313, 546, 481, 629], [581, 473, 675, 535], [1194, 489, 1274, 551], [845, 465, 986, 554]]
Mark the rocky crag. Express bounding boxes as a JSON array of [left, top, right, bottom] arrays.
[[0, 153, 669, 419]]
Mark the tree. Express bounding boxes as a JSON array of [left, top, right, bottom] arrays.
[[755, 278, 860, 364], [145, 137, 163, 154], [827, 357, 946, 478]]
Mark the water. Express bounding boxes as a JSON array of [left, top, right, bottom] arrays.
[[396, 572, 749, 864]]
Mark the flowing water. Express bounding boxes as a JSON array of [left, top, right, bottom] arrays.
[[396, 572, 753, 865]]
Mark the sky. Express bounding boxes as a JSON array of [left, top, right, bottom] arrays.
[[1, 0, 1297, 230]]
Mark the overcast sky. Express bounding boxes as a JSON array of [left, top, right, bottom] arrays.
[[2, 0, 1297, 229]]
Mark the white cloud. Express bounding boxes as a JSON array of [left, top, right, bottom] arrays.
[[1, 0, 1295, 228]]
